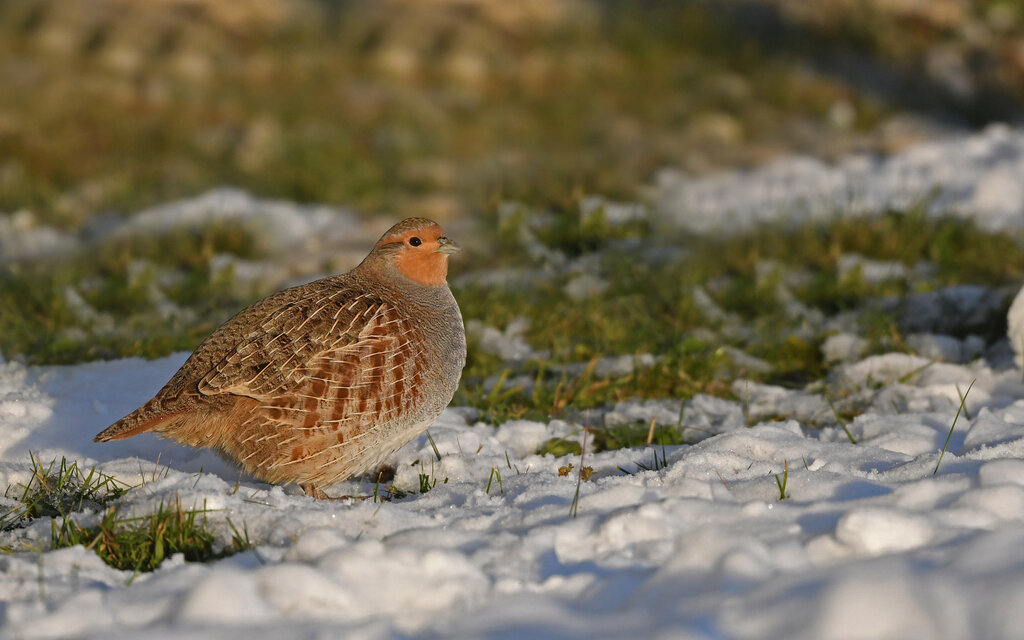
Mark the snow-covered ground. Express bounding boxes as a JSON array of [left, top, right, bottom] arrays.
[[3, 125, 1024, 638], [4, 346, 1024, 638], [657, 123, 1024, 233]]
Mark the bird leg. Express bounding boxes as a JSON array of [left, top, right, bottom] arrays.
[[302, 483, 361, 501], [303, 483, 333, 500]]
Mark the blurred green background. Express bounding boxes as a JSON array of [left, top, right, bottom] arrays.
[[3, 0, 1024, 424], [3, 0, 1022, 225]]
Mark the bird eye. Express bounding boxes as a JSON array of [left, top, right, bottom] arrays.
[[408, 237, 422, 247]]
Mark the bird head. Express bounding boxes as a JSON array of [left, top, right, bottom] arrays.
[[366, 217, 460, 286]]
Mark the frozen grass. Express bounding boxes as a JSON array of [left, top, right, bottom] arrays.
[[0, 223, 260, 363], [50, 497, 254, 573], [453, 207, 1024, 424], [1, 455, 127, 532], [3, 207, 1023, 433], [1, 454, 253, 572]]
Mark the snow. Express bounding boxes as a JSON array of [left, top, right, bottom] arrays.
[[0, 210, 77, 264], [905, 332, 986, 364], [837, 253, 909, 284], [1008, 285, 1024, 369], [822, 333, 869, 364], [108, 188, 356, 255], [4, 125, 1024, 637], [0, 345, 1024, 638], [657, 123, 1024, 233], [466, 318, 549, 362], [1, 188, 376, 286]]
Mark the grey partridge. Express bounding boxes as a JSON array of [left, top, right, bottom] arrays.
[[94, 218, 466, 499]]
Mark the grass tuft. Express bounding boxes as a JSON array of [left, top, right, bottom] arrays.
[[51, 497, 250, 572], [1, 455, 128, 531], [1, 455, 253, 572], [486, 467, 502, 495], [619, 442, 670, 476], [415, 459, 445, 494]]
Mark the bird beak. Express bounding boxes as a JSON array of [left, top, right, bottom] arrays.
[[435, 236, 461, 254]]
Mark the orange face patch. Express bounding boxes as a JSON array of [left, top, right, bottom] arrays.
[[382, 224, 452, 286]]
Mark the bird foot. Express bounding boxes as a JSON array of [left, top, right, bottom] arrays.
[[301, 483, 380, 501], [302, 484, 350, 501]]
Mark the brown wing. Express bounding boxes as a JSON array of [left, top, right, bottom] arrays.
[[198, 289, 428, 484]]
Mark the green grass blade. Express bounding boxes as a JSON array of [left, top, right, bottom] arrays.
[[934, 379, 974, 475]]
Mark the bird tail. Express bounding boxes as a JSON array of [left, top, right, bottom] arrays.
[[94, 398, 180, 442]]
